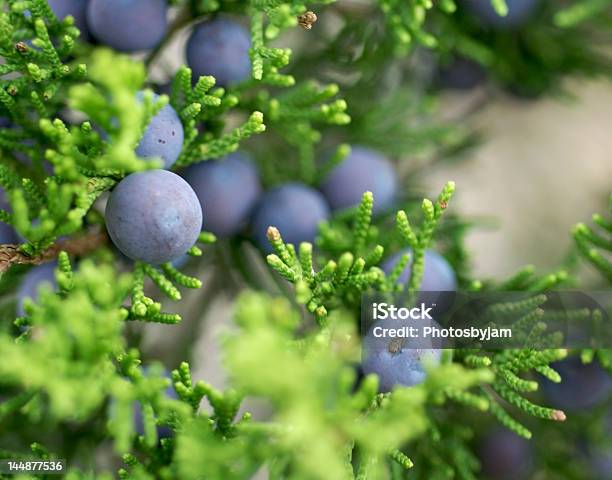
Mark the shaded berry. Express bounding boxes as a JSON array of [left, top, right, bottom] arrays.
[[320, 146, 397, 214], [186, 18, 251, 86], [48, 0, 90, 40], [182, 152, 261, 237], [87, 0, 168, 52], [478, 428, 533, 480], [136, 92, 184, 170], [436, 56, 487, 90], [541, 357, 612, 411], [251, 183, 330, 251], [382, 249, 457, 292]]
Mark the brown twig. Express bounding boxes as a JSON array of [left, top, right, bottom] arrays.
[[0, 230, 109, 275]]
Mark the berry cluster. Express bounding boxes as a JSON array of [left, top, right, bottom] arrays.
[[181, 144, 401, 251], [3, 0, 463, 403], [48, 0, 254, 82]]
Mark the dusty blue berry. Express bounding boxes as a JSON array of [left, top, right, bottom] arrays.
[[251, 183, 330, 250], [16, 263, 57, 317], [87, 0, 168, 52], [182, 152, 261, 237], [0, 116, 10, 128], [437, 56, 486, 90], [461, 0, 540, 28], [105, 170, 202, 264], [320, 146, 397, 214], [478, 429, 533, 480], [541, 357, 612, 411], [136, 93, 184, 169], [49, 0, 90, 40], [382, 249, 457, 292], [186, 18, 251, 86], [362, 317, 442, 392]]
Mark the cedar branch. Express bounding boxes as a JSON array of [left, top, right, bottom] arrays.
[[0, 230, 108, 274]]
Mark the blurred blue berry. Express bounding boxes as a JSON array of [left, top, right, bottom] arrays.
[[16, 263, 57, 317], [593, 450, 612, 478], [591, 415, 612, 477], [0, 188, 18, 245], [48, 0, 90, 40], [136, 92, 184, 169], [320, 146, 397, 214], [105, 170, 202, 264], [382, 249, 457, 292], [0, 115, 10, 128], [541, 357, 612, 411], [251, 183, 330, 251], [0, 222, 16, 245], [362, 316, 442, 392], [461, 0, 540, 28], [87, 0, 168, 52], [186, 18, 251, 86], [182, 152, 261, 237], [436, 56, 487, 90], [478, 429, 533, 480]]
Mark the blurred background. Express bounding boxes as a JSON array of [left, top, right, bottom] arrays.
[[429, 80, 612, 278]]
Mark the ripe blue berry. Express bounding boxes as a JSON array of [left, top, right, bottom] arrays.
[[48, 0, 90, 40], [182, 152, 261, 237], [105, 170, 202, 264], [86, 0, 168, 52], [478, 429, 532, 480], [362, 317, 442, 392], [541, 357, 612, 411], [136, 93, 184, 170], [251, 183, 330, 250], [437, 56, 486, 90], [320, 146, 398, 214], [0, 115, 10, 128], [16, 263, 57, 317], [382, 249, 457, 292], [186, 18, 251, 86], [461, 0, 540, 28]]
